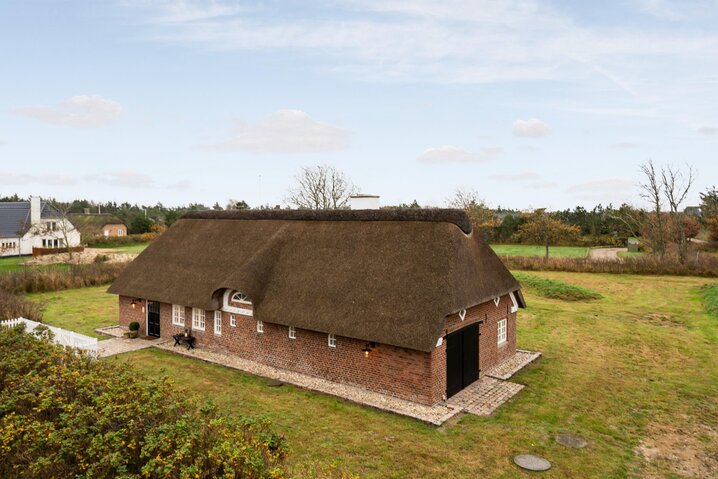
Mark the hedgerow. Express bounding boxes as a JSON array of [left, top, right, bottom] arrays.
[[0, 325, 287, 478]]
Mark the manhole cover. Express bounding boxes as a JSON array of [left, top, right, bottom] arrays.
[[267, 380, 284, 387], [555, 433, 588, 448], [513, 454, 551, 471]]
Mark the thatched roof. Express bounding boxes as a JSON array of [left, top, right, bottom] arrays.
[[108, 209, 523, 352]]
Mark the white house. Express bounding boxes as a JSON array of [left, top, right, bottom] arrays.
[[0, 197, 81, 257]]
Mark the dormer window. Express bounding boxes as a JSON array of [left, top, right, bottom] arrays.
[[231, 292, 251, 305]]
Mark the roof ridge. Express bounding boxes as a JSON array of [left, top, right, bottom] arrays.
[[181, 208, 473, 234]]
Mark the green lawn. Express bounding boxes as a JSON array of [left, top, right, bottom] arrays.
[[490, 244, 588, 258], [92, 272, 717, 478], [0, 256, 25, 272], [26, 285, 117, 339], [0, 256, 71, 274], [617, 251, 645, 258], [90, 242, 150, 254]]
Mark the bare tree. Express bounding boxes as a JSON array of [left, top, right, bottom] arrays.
[[639, 160, 666, 258], [447, 188, 497, 238], [285, 165, 357, 209], [661, 164, 695, 263]]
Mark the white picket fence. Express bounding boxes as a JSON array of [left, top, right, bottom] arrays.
[[1, 317, 98, 358]]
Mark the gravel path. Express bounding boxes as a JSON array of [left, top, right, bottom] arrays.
[[589, 247, 627, 261]]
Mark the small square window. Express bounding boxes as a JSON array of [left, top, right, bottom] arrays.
[[497, 318, 507, 345], [328, 333, 336, 348], [256, 320, 264, 333], [289, 326, 296, 339], [230, 314, 236, 327]]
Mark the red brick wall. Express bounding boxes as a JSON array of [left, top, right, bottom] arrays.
[[98, 224, 126, 237], [118, 293, 518, 405], [429, 294, 517, 402], [119, 297, 436, 404]]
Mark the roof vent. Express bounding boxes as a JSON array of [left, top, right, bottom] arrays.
[[349, 194, 380, 210]]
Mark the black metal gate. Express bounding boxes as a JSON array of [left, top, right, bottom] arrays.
[[147, 301, 160, 337], [446, 323, 479, 398]]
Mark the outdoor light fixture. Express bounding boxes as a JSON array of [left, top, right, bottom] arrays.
[[130, 298, 141, 309], [362, 342, 377, 358]]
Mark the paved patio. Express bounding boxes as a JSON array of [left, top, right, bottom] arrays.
[[95, 325, 165, 358], [486, 349, 542, 380], [151, 341, 541, 425]]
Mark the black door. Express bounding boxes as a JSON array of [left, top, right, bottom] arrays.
[[446, 323, 479, 398], [147, 301, 160, 337]]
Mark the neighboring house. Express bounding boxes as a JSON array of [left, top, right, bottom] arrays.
[[0, 197, 81, 257], [69, 212, 127, 240], [109, 209, 525, 405], [684, 206, 702, 218]]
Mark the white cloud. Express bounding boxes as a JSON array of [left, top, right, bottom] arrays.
[[0, 173, 79, 186], [698, 126, 718, 136], [13, 95, 124, 128], [490, 171, 540, 181], [204, 110, 349, 154], [84, 171, 155, 188], [526, 180, 558, 190], [512, 118, 552, 138], [418, 146, 501, 163], [611, 142, 639, 149]]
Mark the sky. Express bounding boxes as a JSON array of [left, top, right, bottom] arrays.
[[0, 0, 717, 210]]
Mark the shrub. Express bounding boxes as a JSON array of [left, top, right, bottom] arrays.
[[0, 325, 288, 478], [501, 253, 718, 277], [514, 272, 602, 301], [0, 289, 42, 321], [84, 234, 147, 248], [93, 253, 109, 263], [129, 321, 140, 331], [0, 263, 126, 295]]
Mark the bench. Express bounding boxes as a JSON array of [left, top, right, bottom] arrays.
[[173, 334, 196, 350]]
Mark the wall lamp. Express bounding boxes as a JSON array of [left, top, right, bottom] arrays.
[[130, 298, 142, 309], [362, 342, 377, 358]]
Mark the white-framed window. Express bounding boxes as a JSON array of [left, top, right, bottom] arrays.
[[328, 333, 336, 348], [231, 292, 252, 305], [104, 229, 110, 237], [214, 311, 222, 335], [497, 318, 507, 345], [288, 326, 296, 339], [230, 314, 236, 327], [172, 304, 185, 326], [118, 229, 124, 236], [256, 320, 264, 333], [192, 308, 205, 331]]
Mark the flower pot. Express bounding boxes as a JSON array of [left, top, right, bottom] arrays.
[[127, 330, 139, 339]]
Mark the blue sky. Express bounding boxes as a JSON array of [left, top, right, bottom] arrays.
[[1, 0, 716, 209]]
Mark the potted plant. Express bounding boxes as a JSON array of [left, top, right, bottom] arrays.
[[127, 321, 140, 339]]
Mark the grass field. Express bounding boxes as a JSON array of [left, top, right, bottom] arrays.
[[93, 242, 150, 254], [26, 285, 116, 339], [491, 244, 588, 258], [0, 256, 71, 274], [77, 272, 716, 478]]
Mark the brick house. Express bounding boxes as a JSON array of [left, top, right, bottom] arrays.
[[69, 212, 127, 240], [108, 209, 525, 405]]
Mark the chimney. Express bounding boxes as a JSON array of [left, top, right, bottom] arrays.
[[84, 208, 90, 214], [30, 196, 41, 225], [349, 194, 380, 210]]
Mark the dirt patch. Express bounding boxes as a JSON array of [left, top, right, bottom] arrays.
[[636, 421, 718, 478], [641, 313, 680, 327], [24, 249, 136, 266]]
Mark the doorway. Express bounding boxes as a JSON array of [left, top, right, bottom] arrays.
[[446, 323, 479, 398], [147, 301, 161, 337]]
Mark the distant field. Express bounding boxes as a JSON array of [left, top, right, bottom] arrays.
[[618, 251, 645, 258], [490, 244, 588, 258], [26, 285, 116, 339], [90, 242, 150, 255], [0, 256, 70, 274]]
